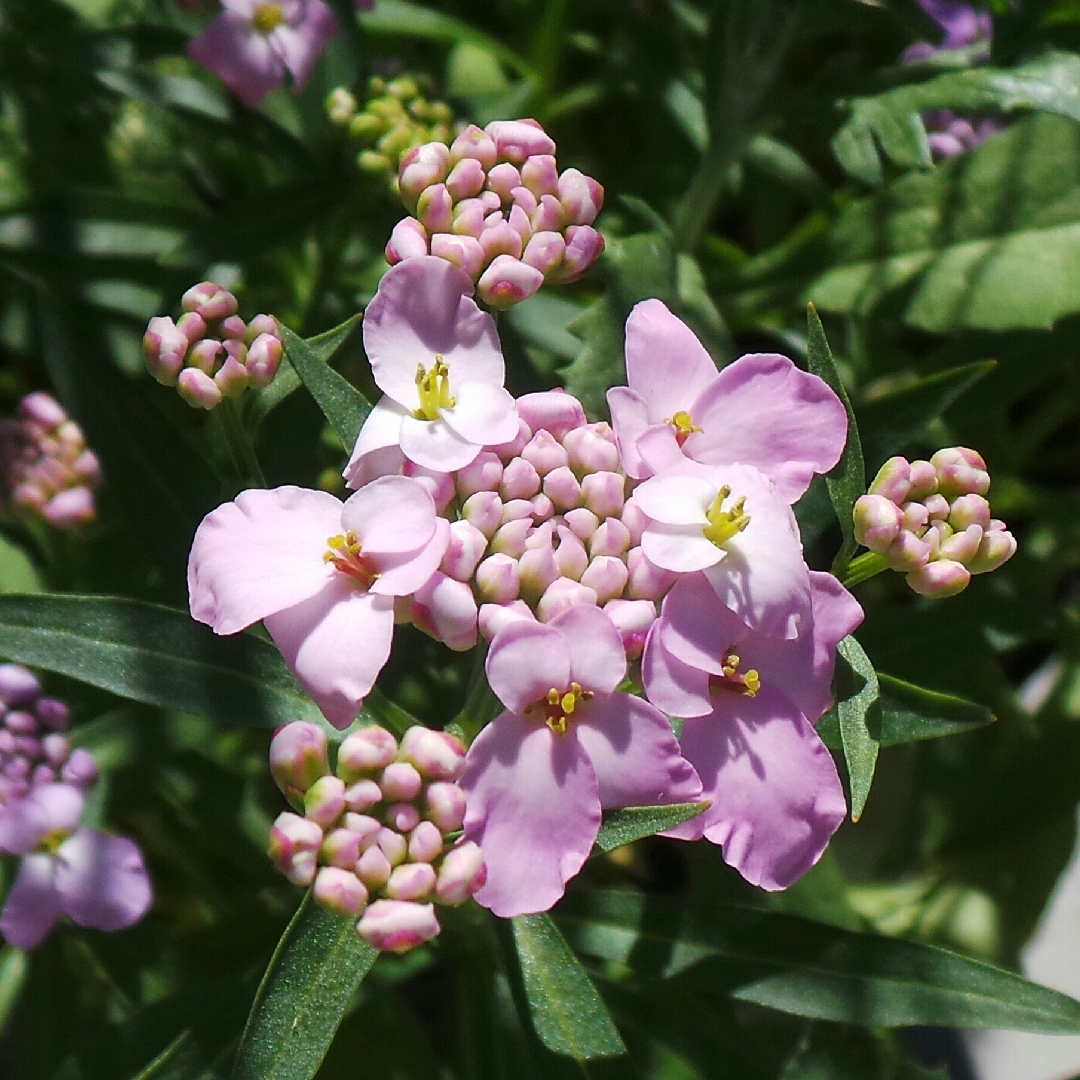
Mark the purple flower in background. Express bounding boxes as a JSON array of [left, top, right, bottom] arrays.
[[188, 0, 338, 107], [912, 0, 992, 52], [0, 784, 151, 949], [641, 572, 862, 890]]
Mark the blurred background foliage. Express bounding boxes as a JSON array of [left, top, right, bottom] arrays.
[[4, 0, 1080, 1076]]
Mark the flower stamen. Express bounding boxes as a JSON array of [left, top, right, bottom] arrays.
[[664, 410, 702, 445], [702, 485, 751, 548], [543, 681, 593, 735], [324, 531, 379, 589], [709, 649, 760, 697], [251, 2, 285, 33], [414, 355, 456, 420]]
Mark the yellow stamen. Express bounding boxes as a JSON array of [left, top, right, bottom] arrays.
[[251, 2, 285, 33], [702, 485, 751, 548], [543, 681, 593, 735], [414, 355, 456, 420], [38, 829, 69, 855], [324, 531, 379, 589], [711, 647, 761, 697], [664, 410, 702, 444]]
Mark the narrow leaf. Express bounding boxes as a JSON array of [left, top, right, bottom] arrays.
[[834, 636, 880, 822], [510, 913, 626, 1060], [232, 893, 378, 1080], [805, 305, 865, 575], [593, 803, 710, 854], [280, 323, 371, 448], [557, 890, 1080, 1034], [878, 674, 994, 747]]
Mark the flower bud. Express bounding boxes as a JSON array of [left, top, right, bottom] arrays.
[[445, 156, 487, 201], [246, 333, 283, 388], [357, 899, 441, 953], [581, 471, 625, 518], [455, 451, 502, 499], [604, 599, 656, 661], [968, 524, 1017, 575], [500, 457, 542, 501], [4, 711, 36, 735], [543, 466, 582, 511], [435, 841, 488, 905], [400, 726, 467, 782], [304, 775, 346, 828], [522, 231, 566, 277], [491, 518, 532, 558], [908, 460, 939, 500], [182, 281, 238, 321], [477, 255, 544, 310], [344, 813, 382, 850], [380, 761, 423, 802], [417, 183, 454, 233], [36, 697, 68, 733], [430, 233, 485, 280], [478, 600, 536, 641], [314, 866, 368, 916], [176, 312, 208, 343], [551, 225, 604, 283], [412, 572, 479, 648], [924, 493, 951, 521], [949, 493, 992, 531], [476, 553, 521, 604], [580, 555, 629, 604], [564, 423, 619, 474], [269, 812, 323, 886], [901, 501, 930, 533], [537, 577, 598, 622], [177, 368, 223, 410], [441, 521, 488, 582], [518, 543, 561, 604], [408, 820, 445, 863], [507, 204, 533, 245], [462, 491, 503, 537], [478, 220, 524, 263], [553, 526, 589, 580], [485, 119, 556, 163], [531, 493, 554, 520], [520, 430, 569, 477], [424, 780, 467, 834], [385, 861, 437, 901], [522, 155, 560, 198], [626, 547, 678, 601], [327, 86, 358, 125], [220, 315, 248, 341], [143, 317, 189, 385], [19, 393, 67, 428], [355, 844, 393, 888], [531, 193, 565, 233], [486, 162, 523, 204], [886, 530, 932, 572], [590, 518, 631, 558], [558, 168, 604, 226], [906, 559, 971, 598], [387, 802, 421, 833], [377, 826, 409, 867], [561, 509, 597, 542], [31, 765, 55, 786], [60, 748, 98, 789], [41, 733, 69, 769], [938, 523, 984, 564], [449, 124, 498, 170], [337, 726, 398, 780], [386, 217, 430, 264], [932, 446, 991, 499], [511, 185, 538, 216], [490, 417, 532, 461], [43, 488, 95, 529], [321, 827, 363, 868], [853, 494, 904, 554], [214, 354, 250, 397], [270, 722, 330, 806], [344, 779, 382, 812], [398, 142, 451, 210], [451, 198, 487, 238]]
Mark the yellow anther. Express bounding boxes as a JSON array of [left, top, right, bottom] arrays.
[[251, 2, 285, 33], [414, 355, 456, 420], [543, 682, 592, 735], [38, 829, 69, 855], [711, 648, 762, 698], [324, 531, 377, 588], [664, 410, 703, 443], [702, 486, 751, 548], [742, 669, 761, 697]]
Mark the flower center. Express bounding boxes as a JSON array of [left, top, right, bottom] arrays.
[[702, 485, 750, 548], [323, 531, 379, 590], [414, 355, 456, 420], [665, 410, 702, 446], [543, 682, 593, 736], [251, 2, 285, 33], [708, 649, 760, 698], [37, 828, 70, 855]]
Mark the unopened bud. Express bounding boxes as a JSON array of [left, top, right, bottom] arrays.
[[314, 866, 368, 916], [246, 333, 283, 388], [949, 493, 992, 531], [41, 733, 69, 769], [440, 521, 488, 582], [626, 547, 678, 601], [886, 530, 932, 572], [490, 416, 532, 461], [462, 491, 503, 537], [853, 494, 903, 554], [176, 311, 207, 343], [355, 844, 393, 888], [537, 577, 598, 622], [908, 460, 938, 500], [518, 543, 561, 604], [386, 802, 421, 833], [564, 508, 600, 541], [478, 600, 536, 641], [357, 899, 441, 953], [580, 555, 629, 604], [604, 599, 656, 661], [344, 780, 382, 812], [376, 826, 408, 867], [385, 861, 437, 901], [564, 423, 619, 474], [476, 553, 521, 604], [968, 523, 1017, 575], [380, 762, 423, 802], [445, 156, 486, 201], [31, 765, 55, 786], [924, 493, 951, 520], [326, 87, 358, 125], [408, 820, 445, 863], [521, 154, 560, 198], [399, 726, 466, 782], [177, 367, 223, 410], [477, 255, 543, 310], [143, 317, 188, 385], [430, 233, 485, 280], [214, 354, 250, 397], [398, 142, 451, 210], [522, 231, 566, 277], [322, 827, 363, 868], [269, 812, 323, 886], [906, 559, 971, 598], [551, 225, 604, 283], [424, 779, 469, 835], [60, 748, 98, 789], [304, 775, 346, 828], [435, 841, 488, 905], [43, 488, 95, 528], [337, 725, 398, 780], [590, 518, 631, 558], [386, 217, 430, 264], [486, 119, 556, 163], [581, 471, 625, 517], [491, 518, 532, 558], [938, 523, 983, 564], [544, 464, 584, 512], [553, 526, 589, 580], [449, 124, 498, 170], [417, 183, 454, 233], [932, 446, 991, 499], [182, 281, 238, 321], [500, 457, 542, 501], [270, 722, 330, 806]]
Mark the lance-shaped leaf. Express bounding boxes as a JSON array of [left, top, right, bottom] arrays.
[[827, 636, 880, 823], [556, 890, 1080, 1033], [231, 893, 378, 1080], [593, 803, 710, 855], [509, 913, 626, 1060], [878, 674, 994, 746]]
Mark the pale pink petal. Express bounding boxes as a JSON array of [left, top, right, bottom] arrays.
[[272, 0, 337, 88], [265, 581, 394, 729], [440, 383, 519, 447], [664, 688, 846, 890], [0, 854, 62, 949], [344, 397, 408, 489], [641, 624, 713, 718], [688, 354, 848, 503], [398, 415, 481, 472], [370, 517, 450, 596], [637, 424, 709, 478], [187, 12, 285, 107], [340, 475, 436, 556], [486, 622, 571, 714], [55, 829, 152, 932], [188, 487, 340, 635], [632, 474, 712, 525], [462, 715, 600, 917], [657, 574, 750, 674], [624, 301, 720, 424], [575, 694, 702, 809], [550, 605, 627, 696], [0, 784, 84, 855], [606, 387, 651, 480], [641, 525, 724, 573]]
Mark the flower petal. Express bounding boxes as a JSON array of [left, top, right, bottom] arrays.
[[273, 0, 337, 88], [187, 12, 284, 107], [607, 387, 651, 480], [633, 474, 713, 525], [688, 353, 848, 503], [462, 714, 600, 917], [665, 688, 846, 890], [341, 475, 436, 556], [0, 783, 84, 855], [486, 622, 571, 714], [265, 581, 395, 729], [55, 829, 152, 932], [370, 517, 450, 596], [440, 383, 519, 447], [398, 415, 481, 473], [550, 605, 627, 695], [0, 854, 62, 949], [343, 397, 407, 489], [188, 486, 340, 635], [657, 574, 750, 674], [575, 694, 702, 809], [641, 524, 724, 573], [641, 623, 713, 718]]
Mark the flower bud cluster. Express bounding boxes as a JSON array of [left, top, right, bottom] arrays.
[[326, 76, 457, 184], [143, 282, 284, 410], [268, 722, 486, 954], [0, 664, 96, 805], [386, 119, 605, 309], [853, 448, 1016, 598], [0, 392, 101, 530], [922, 109, 1003, 160], [401, 390, 667, 660]]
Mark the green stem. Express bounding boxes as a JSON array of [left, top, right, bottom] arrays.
[[841, 551, 890, 589], [218, 398, 266, 489]]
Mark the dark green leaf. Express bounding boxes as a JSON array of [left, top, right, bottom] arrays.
[[831, 636, 880, 822], [231, 893, 378, 1080], [805, 306, 865, 575], [593, 803, 710, 854], [557, 890, 1080, 1033], [510, 913, 626, 1060], [878, 673, 995, 746], [280, 323, 371, 448]]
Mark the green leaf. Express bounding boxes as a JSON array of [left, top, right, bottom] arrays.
[[833, 636, 880, 822], [593, 803, 710, 854], [557, 890, 1080, 1033], [0, 534, 42, 594], [0, 594, 322, 728], [878, 674, 995, 746], [231, 892, 378, 1080], [510, 913, 626, 1060], [280, 322, 371, 448], [0, 948, 26, 1036], [805, 306, 865, 575], [811, 113, 1080, 332]]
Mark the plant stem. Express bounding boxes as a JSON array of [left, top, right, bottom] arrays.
[[219, 398, 266, 489], [841, 551, 890, 589]]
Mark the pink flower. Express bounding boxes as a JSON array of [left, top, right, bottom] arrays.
[[188, 478, 449, 728], [461, 606, 701, 917], [632, 463, 812, 640], [0, 784, 151, 949], [187, 0, 338, 108], [641, 572, 862, 890], [607, 301, 847, 501], [345, 258, 518, 480]]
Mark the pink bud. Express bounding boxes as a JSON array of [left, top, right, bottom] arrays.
[[445, 156, 486, 201], [18, 392, 67, 428], [435, 840, 488, 905], [378, 763, 421, 804], [462, 491, 504, 537], [408, 820, 445, 863], [177, 367, 223, 410], [489, 416, 532, 461], [562, 508, 598, 542], [455, 451, 503, 499], [486, 162, 523, 203], [72, 450, 102, 486], [932, 446, 991, 499], [531, 194, 565, 233], [246, 313, 277, 340], [344, 813, 382, 850], [491, 518, 532, 558], [938, 523, 984, 564], [949, 493, 992, 531], [511, 185, 539, 216], [400, 726, 466, 782], [579, 555, 628, 604], [476, 553, 521, 604], [590, 518, 631, 558], [143, 316, 189, 385], [214, 354, 250, 397], [522, 231, 566, 277], [60, 748, 98, 789], [543, 465, 582, 511], [337, 726, 398, 781], [182, 281, 238, 321], [246, 333, 283, 388], [551, 225, 605, 283], [564, 422, 619, 473], [424, 781, 467, 834], [220, 315, 248, 341], [604, 599, 656, 661], [385, 861, 437, 901], [417, 183, 454, 233], [924, 493, 950, 520], [537, 577, 598, 622], [386, 217, 430, 264], [401, 461, 455, 513], [521, 154, 560, 197], [853, 494, 903, 554], [343, 779, 382, 812], [357, 899, 441, 953], [377, 826, 408, 867], [451, 198, 487, 238], [507, 204, 533, 246], [398, 142, 451, 210], [581, 471, 626, 517], [867, 457, 912, 504], [626, 547, 678, 601], [441, 521, 488, 581], [485, 119, 556, 163], [31, 765, 55, 786], [414, 572, 479, 652], [519, 430, 569, 476], [478, 221, 524, 262], [478, 600, 536, 641], [430, 233, 486, 280], [269, 812, 323, 886], [886, 530, 932, 572], [313, 866, 368, 916], [270, 722, 330, 804], [38, 698, 69, 729], [449, 124, 498, 170], [176, 311, 207, 343], [43, 487, 95, 528], [500, 457, 541, 501], [387, 802, 421, 834], [41, 733, 69, 768], [908, 460, 939, 500], [4, 758, 29, 780], [968, 524, 1017, 574], [518, 543, 561, 603], [906, 559, 971, 598], [558, 168, 604, 225], [901, 501, 930, 533], [355, 844, 393, 888], [514, 393, 583, 445], [553, 526, 589, 580], [304, 775, 346, 828], [14, 736, 40, 758], [321, 827, 363, 868]]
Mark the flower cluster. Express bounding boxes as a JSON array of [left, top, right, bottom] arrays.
[[386, 119, 604, 309], [327, 76, 457, 183], [267, 722, 485, 952], [143, 282, 284, 410], [853, 448, 1016, 597], [0, 665, 151, 949], [0, 392, 101, 530]]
